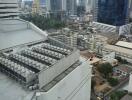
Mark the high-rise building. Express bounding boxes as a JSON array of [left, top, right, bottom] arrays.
[[49, 0, 66, 11], [129, 0, 132, 19], [78, 0, 86, 6], [85, 0, 94, 12], [78, 0, 94, 13], [0, 1, 92, 100], [40, 0, 46, 7], [67, 0, 77, 15], [45, 0, 77, 15], [95, 0, 129, 26], [0, 0, 19, 19]]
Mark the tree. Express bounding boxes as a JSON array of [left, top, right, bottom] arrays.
[[108, 78, 119, 86], [110, 91, 127, 100], [98, 63, 113, 78], [20, 14, 66, 30]]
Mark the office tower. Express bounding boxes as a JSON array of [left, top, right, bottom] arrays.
[[78, 0, 94, 13], [78, 0, 86, 6], [0, 0, 19, 19], [67, 0, 77, 15], [129, 0, 132, 18], [95, 0, 129, 26], [50, 0, 66, 11], [85, 0, 94, 12]]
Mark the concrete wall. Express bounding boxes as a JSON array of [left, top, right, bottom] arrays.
[[37, 59, 92, 100], [128, 74, 132, 93], [28, 22, 48, 37], [39, 50, 80, 88]]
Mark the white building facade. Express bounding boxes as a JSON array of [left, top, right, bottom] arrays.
[[128, 74, 132, 93], [37, 57, 92, 100], [0, 0, 19, 19]]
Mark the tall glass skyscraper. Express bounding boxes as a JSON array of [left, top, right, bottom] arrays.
[[96, 0, 129, 26]]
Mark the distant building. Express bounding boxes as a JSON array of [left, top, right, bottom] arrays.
[[94, 0, 129, 26], [50, 28, 78, 48], [0, 0, 19, 19], [78, 0, 94, 13], [67, 0, 77, 15], [49, 0, 66, 11], [46, 0, 77, 15], [129, 0, 132, 19]]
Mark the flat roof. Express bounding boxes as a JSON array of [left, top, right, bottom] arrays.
[[0, 29, 44, 50], [115, 64, 132, 73], [0, 19, 46, 50], [116, 41, 132, 49], [104, 44, 132, 56], [0, 73, 34, 100]]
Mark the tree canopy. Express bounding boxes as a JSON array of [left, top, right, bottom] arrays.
[[98, 63, 113, 78], [20, 14, 66, 30]]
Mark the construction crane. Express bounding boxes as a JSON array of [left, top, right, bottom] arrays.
[[32, 0, 40, 14]]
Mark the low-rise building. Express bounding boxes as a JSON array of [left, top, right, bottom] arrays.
[[113, 65, 132, 79], [50, 28, 78, 48]]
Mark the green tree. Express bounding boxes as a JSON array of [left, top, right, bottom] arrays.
[[108, 78, 119, 86], [98, 63, 113, 78], [110, 91, 127, 100], [20, 14, 66, 30]]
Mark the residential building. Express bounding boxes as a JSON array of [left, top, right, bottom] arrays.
[[49, 0, 66, 11], [113, 65, 132, 79], [50, 28, 78, 48]]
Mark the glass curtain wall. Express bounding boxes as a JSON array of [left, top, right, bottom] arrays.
[[97, 0, 129, 26]]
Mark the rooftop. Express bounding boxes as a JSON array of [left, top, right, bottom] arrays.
[[115, 64, 132, 74], [104, 44, 132, 56], [0, 18, 82, 100], [121, 94, 132, 100], [0, 19, 47, 50], [116, 41, 132, 49]]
